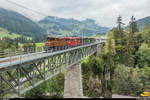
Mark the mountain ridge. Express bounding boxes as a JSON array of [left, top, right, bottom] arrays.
[[136, 16, 150, 30], [38, 16, 110, 36], [0, 8, 46, 37]]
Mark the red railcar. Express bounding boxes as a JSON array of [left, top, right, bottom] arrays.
[[76, 37, 82, 46], [64, 37, 81, 47]]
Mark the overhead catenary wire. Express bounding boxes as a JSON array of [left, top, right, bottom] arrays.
[[4, 0, 48, 17], [2, 0, 80, 37]]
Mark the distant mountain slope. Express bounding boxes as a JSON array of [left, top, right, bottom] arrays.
[[141, 23, 150, 33], [137, 16, 150, 30], [0, 27, 31, 39], [38, 16, 110, 36], [0, 8, 46, 37]]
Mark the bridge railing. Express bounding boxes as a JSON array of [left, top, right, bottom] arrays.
[[0, 47, 45, 58], [0, 42, 103, 70]]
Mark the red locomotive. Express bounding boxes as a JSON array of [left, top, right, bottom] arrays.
[[44, 36, 96, 52]]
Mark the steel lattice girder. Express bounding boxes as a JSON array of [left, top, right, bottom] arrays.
[[0, 42, 104, 98]]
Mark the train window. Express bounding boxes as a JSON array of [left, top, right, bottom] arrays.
[[48, 37, 54, 41], [47, 37, 49, 41], [55, 38, 58, 41]]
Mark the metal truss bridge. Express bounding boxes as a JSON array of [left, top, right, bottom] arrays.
[[0, 42, 105, 98]]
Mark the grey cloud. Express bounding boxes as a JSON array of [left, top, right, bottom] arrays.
[[0, 0, 149, 27]]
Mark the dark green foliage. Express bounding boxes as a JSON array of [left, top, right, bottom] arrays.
[[108, 28, 126, 65], [113, 64, 146, 96], [0, 37, 18, 50], [81, 58, 94, 97], [81, 57, 103, 97], [24, 73, 64, 98], [48, 73, 64, 98], [129, 16, 139, 33], [117, 16, 124, 30], [136, 43, 150, 68], [24, 81, 49, 98], [81, 67, 89, 88], [89, 56, 104, 76]]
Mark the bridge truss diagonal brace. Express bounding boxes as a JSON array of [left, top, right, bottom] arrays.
[[0, 42, 105, 98]]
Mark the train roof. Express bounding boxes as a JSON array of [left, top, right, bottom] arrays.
[[47, 36, 97, 39], [64, 37, 81, 39], [47, 36, 64, 39]]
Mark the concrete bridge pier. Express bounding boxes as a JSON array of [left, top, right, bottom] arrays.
[[64, 63, 83, 98]]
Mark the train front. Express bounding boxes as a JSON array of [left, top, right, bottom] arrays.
[[44, 37, 54, 52]]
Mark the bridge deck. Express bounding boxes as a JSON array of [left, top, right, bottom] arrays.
[[0, 43, 98, 70]]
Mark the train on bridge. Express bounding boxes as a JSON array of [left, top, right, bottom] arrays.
[[44, 37, 102, 52]]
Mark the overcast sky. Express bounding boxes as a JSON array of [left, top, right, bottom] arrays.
[[0, 0, 150, 27]]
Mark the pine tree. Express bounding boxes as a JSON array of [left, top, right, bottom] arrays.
[[111, 17, 126, 64], [126, 16, 139, 78], [117, 15, 125, 30], [129, 16, 138, 34]]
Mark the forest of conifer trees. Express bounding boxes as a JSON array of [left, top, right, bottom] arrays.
[[81, 16, 150, 97]]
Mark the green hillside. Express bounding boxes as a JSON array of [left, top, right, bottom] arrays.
[[0, 27, 31, 39], [38, 16, 110, 37], [0, 8, 46, 42], [0, 8, 46, 36], [137, 16, 150, 30]]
